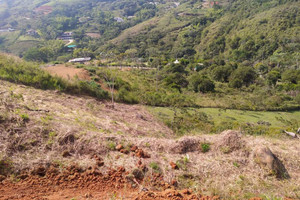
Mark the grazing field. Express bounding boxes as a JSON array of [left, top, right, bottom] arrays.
[[149, 106, 300, 136]]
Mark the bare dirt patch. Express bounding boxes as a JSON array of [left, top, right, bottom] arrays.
[[44, 65, 91, 81], [86, 32, 101, 38]]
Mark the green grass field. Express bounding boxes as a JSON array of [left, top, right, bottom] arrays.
[[148, 106, 300, 136]]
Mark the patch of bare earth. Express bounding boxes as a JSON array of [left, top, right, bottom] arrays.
[[0, 80, 299, 199], [44, 65, 91, 81], [86, 32, 101, 38]]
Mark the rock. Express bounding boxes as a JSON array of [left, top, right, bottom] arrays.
[[131, 145, 138, 152], [116, 144, 123, 151], [135, 149, 150, 158], [170, 162, 179, 170], [137, 160, 142, 166], [215, 130, 244, 153], [120, 149, 129, 154], [171, 179, 178, 186], [17, 174, 28, 180], [0, 175, 6, 182], [182, 189, 192, 195], [31, 166, 46, 177], [84, 193, 93, 198], [254, 146, 290, 179], [62, 151, 71, 157], [96, 160, 104, 167], [132, 168, 144, 180]]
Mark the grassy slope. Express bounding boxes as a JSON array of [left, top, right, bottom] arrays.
[[149, 106, 300, 128], [0, 79, 300, 199]]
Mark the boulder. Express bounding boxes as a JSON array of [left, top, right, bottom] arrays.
[[115, 144, 123, 151], [132, 168, 144, 180], [0, 175, 5, 182], [254, 146, 290, 179], [170, 162, 179, 170]]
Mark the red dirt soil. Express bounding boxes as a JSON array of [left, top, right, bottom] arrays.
[[0, 164, 219, 200], [45, 65, 91, 81]]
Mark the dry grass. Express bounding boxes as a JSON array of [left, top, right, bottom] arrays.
[[0, 80, 299, 199]]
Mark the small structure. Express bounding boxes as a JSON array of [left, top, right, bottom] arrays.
[[174, 2, 180, 7], [68, 57, 91, 63], [0, 28, 15, 32], [27, 29, 38, 36], [114, 17, 124, 23], [58, 32, 73, 40], [174, 59, 180, 64], [67, 45, 77, 48]]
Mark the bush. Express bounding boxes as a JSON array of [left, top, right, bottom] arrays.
[[117, 87, 139, 104], [189, 74, 215, 93], [229, 66, 257, 88], [200, 143, 211, 153]]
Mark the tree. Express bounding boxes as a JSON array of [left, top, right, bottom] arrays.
[[189, 74, 215, 93], [24, 48, 47, 62], [266, 70, 281, 86], [229, 66, 257, 88], [212, 65, 234, 82], [282, 69, 300, 84]]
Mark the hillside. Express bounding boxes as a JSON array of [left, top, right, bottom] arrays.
[[0, 80, 300, 199], [0, 1, 299, 199]]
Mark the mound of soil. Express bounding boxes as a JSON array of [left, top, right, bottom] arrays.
[[170, 137, 200, 154], [215, 130, 245, 153], [0, 164, 220, 200]]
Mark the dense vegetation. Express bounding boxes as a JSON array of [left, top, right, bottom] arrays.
[[0, 0, 299, 112]]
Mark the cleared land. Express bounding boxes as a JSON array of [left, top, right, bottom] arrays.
[[44, 65, 91, 81], [0, 80, 299, 199]]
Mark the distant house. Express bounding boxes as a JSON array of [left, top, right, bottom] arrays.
[[0, 28, 15, 32], [202, 1, 219, 8], [27, 29, 38, 36], [174, 59, 180, 64], [68, 57, 91, 63], [174, 2, 180, 7], [58, 32, 73, 40], [114, 17, 124, 23], [79, 17, 91, 23]]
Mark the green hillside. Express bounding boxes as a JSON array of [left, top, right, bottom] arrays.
[[0, 0, 299, 113]]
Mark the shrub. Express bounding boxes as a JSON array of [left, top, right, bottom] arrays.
[[149, 162, 160, 172], [107, 142, 116, 150], [229, 66, 257, 88], [189, 74, 215, 93], [117, 87, 139, 104], [200, 143, 211, 153], [19, 113, 29, 122]]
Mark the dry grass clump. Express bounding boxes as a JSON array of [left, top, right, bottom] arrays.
[[170, 137, 201, 154], [214, 130, 245, 153]]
